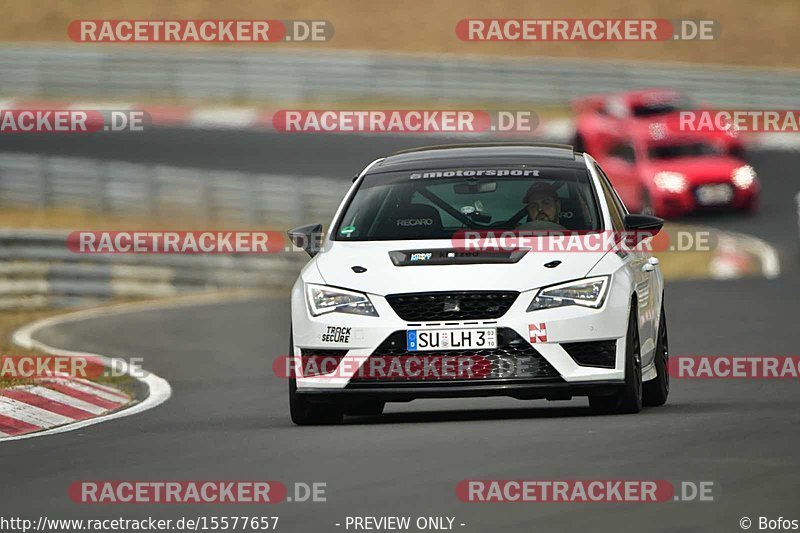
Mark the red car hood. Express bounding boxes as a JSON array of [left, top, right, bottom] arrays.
[[644, 156, 746, 184]]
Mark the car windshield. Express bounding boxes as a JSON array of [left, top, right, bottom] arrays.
[[334, 167, 602, 241], [631, 95, 690, 117], [648, 141, 728, 159]]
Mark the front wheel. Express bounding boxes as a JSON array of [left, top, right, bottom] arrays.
[[288, 327, 343, 425], [289, 377, 343, 425], [643, 303, 669, 406], [589, 303, 643, 415]]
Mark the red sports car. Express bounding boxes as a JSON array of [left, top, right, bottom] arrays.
[[573, 90, 756, 217]]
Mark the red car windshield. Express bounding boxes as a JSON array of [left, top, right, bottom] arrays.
[[631, 96, 690, 118]]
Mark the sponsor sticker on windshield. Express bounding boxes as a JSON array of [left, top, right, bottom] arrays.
[[410, 169, 540, 179]]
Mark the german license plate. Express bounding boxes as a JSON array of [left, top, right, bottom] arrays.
[[407, 328, 497, 351], [696, 184, 733, 205]]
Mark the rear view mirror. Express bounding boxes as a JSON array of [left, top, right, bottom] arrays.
[[620, 214, 664, 248], [454, 181, 497, 194], [624, 214, 664, 233], [288, 223, 323, 257]]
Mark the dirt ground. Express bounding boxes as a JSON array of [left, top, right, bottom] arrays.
[[1, 0, 798, 68]]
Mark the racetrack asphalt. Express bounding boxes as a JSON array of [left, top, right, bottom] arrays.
[[0, 130, 798, 532]]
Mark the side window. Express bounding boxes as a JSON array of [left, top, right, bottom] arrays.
[[608, 142, 636, 164], [594, 164, 626, 231]]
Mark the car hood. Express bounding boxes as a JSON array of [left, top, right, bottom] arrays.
[[645, 156, 745, 183], [313, 240, 606, 296]]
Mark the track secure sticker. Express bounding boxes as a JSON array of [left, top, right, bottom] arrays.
[[321, 326, 352, 343], [529, 323, 548, 343]]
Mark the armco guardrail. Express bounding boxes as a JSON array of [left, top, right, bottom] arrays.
[[0, 153, 347, 225], [0, 46, 799, 108], [0, 230, 305, 309], [0, 154, 352, 309]]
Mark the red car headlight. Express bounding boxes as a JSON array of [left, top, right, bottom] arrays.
[[732, 165, 757, 189], [653, 172, 689, 193]]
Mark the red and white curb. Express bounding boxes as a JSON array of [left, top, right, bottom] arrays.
[[0, 99, 591, 139], [1, 293, 266, 442], [0, 375, 131, 438], [2, 302, 176, 442], [5, 100, 799, 150], [0, 98, 274, 130], [3, 99, 800, 150], [709, 229, 781, 280]]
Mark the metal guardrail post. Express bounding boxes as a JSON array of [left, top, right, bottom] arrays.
[[39, 157, 52, 207], [248, 173, 261, 226], [203, 170, 214, 225], [36, 55, 45, 96], [97, 160, 110, 213], [148, 165, 160, 217]]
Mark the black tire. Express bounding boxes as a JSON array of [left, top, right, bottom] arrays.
[[288, 328, 343, 426], [643, 303, 669, 407], [344, 401, 385, 416], [589, 303, 643, 415]]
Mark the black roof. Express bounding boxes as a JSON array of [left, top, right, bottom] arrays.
[[369, 143, 585, 174]]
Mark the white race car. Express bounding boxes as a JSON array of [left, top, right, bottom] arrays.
[[288, 143, 669, 424]]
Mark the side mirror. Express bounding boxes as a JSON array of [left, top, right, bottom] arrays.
[[624, 214, 664, 233], [288, 223, 323, 257]]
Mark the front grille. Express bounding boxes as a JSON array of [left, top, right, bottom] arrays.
[[348, 328, 560, 384], [562, 340, 617, 368], [299, 349, 348, 376], [385, 291, 518, 321]]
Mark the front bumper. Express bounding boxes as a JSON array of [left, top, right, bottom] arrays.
[[651, 182, 758, 217], [290, 275, 633, 397], [298, 380, 625, 402]]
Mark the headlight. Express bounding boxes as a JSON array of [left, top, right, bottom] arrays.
[[527, 276, 611, 311], [653, 171, 688, 193], [732, 165, 756, 189], [306, 284, 378, 317]]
